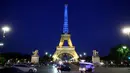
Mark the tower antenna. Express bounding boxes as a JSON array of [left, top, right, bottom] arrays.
[[63, 3, 69, 34]]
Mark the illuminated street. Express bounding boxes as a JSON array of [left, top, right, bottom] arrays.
[[37, 64, 79, 73], [36, 64, 130, 73]]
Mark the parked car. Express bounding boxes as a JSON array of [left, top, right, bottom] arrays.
[[27, 63, 40, 67], [13, 64, 37, 73]]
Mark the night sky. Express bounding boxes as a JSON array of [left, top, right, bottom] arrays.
[[0, 0, 130, 56]]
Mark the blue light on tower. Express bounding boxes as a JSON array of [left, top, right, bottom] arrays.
[[63, 4, 69, 34]]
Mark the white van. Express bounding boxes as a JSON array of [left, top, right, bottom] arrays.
[[79, 62, 95, 73]]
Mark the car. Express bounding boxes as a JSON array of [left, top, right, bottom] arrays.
[[60, 65, 71, 72], [4, 63, 12, 67], [0, 67, 25, 73], [27, 63, 40, 67], [13, 64, 37, 73], [79, 62, 95, 73]]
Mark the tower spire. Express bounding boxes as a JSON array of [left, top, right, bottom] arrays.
[[63, 4, 69, 34]]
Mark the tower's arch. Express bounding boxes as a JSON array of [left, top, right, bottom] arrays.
[[53, 45, 79, 62], [58, 53, 73, 61]]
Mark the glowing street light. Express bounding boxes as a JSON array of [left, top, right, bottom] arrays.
[[122, 46, 127, 49], [45, 52, 48, 55], [122, 27, 130, 37], [49, 54, 52, 57], [0, 42, 4, 46], [79, 54, 82, 57], [83, 52, 86, 56], [2, 26, 11, 38]]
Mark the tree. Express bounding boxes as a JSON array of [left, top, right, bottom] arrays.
[[0, 52, 31, 64], [0, 56, 6, 64], [117, 45, 129, 60], [109, 44, 130, 62], [40, 55, 53, 63]]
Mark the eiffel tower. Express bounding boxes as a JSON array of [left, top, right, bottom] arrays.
[[52, 3, 79, 62]]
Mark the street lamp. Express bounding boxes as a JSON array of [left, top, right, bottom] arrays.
[[49, 54, 52, 57], [45, 52, 48, 55], [79, 54, 82, 57], [123, 46, 127, 49], [0, 42, 4, 46], [122, 27, 130, 37], [2, 26, 10, 38], [83, 52, 86, 56]]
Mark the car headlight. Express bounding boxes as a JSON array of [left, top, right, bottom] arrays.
[[34, 68, 37, 72], [79, 68, 86, 71], [82, 68, 86, 71]]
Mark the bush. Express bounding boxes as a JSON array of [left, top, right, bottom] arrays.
[[0, 57, 6, 64]]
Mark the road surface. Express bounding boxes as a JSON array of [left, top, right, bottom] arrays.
[[36, 64, 130, 73]]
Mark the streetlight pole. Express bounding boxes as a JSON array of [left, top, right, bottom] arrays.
[[122, 27, 130, 67], [0, 26, 10, 52], [0, 26, 11, 64], [0, 42, 4, 53]]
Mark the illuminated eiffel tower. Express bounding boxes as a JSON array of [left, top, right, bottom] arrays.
[[52, 3, 79, 62]]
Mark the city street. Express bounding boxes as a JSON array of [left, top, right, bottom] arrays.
[[36, 64, 130, 73]]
